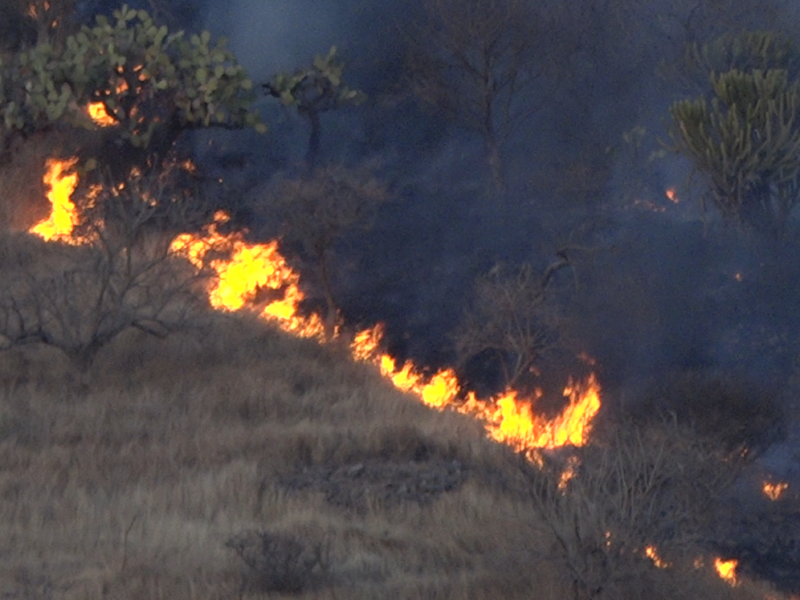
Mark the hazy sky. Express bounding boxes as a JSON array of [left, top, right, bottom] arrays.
[[204, 0, 350, 80]]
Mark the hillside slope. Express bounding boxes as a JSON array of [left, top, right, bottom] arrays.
[[0, 315, 786, 599]]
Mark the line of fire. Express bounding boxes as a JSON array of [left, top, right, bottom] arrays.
[[30, 138, 797, 591], [0, 0, 800, 600]]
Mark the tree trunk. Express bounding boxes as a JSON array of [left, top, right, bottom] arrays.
[[305, 109, 321, 171], [485, 138, 506, 193], [317, 248, 338, 340]]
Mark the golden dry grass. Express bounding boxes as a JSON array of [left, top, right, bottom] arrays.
[[0, 313, 789, 599]]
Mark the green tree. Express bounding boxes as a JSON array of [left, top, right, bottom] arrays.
[[670, 32, 800, 236], [264, 46, 365, 170], [671, 68, 800, 236], [0, 4, 265, 182], [680, 30, 800, 91]]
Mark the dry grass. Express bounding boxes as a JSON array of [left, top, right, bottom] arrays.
[[0, 313, 790, 599]]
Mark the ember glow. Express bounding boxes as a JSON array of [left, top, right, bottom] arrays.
[[714, 558, 738, 586], [645, 545, 670, 568], [665, 187, 679, 203], [30, 158, 81, 243], [763, 481, 788, 501], [86, 77, 131, 127]]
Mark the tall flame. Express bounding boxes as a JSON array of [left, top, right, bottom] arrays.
[[30, 158, 80, 243]]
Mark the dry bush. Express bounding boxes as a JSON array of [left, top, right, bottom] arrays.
[[631, 371, 786, 458], [529, 419, 744, 600], [0, 169, 210, 374], [261, 164, 387, 338], [226, 528, 330, 594], [453, 259, 570, 393]]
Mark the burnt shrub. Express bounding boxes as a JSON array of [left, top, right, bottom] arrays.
[[226, 529, 329, 594], [629, 371, 785, 457]]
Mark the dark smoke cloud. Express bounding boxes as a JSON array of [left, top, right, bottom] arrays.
[[189, 1, 800, 588], [196, 0, 800, 467]]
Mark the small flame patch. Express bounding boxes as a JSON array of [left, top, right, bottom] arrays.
[[714, 558, 738, 586], [763, 481, 788, 501]]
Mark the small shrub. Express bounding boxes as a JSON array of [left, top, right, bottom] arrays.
[[226, 529, 328, 594]]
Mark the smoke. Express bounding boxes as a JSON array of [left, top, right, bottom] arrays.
[[204, 0, 341, 79], [156, 2, 800, 587], [195, 0, 800, 431]]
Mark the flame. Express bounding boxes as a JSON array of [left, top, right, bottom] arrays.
[[558, 455, 579, 491], [645, 546, 670, 568], [86, 78, 132, 127], [350, 324, 601, 453], [30, 158, 81, 243], [714, 558, 738, 586], [87, 102, 116, 127], [763, 481, 788, 501], [170, 211, 325, 339], [665, 187, 679, 203], [30, 159, 602, 455]]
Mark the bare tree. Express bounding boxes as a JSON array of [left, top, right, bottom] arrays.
[[406, 0, 558, 191], [0, 167, 209, 374], [453, 256, 571, 392]]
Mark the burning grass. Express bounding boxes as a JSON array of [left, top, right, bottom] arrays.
[[1, 156, 792, 598], [0, 317, 789, 600]]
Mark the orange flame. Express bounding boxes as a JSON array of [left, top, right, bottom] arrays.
[[645, 546, 670, 569], [763, 481, 788, 501], [86, 78, 131, 127], [170, 211, 325, 339], [351, 324, 601, 453], [558, 455, 579, 491], [714, 558, 738, 586], [30, 159, 603, 455], [87, 102, 116, 127], [30, 158, 81, 243], [665, 187, 679, 203]]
